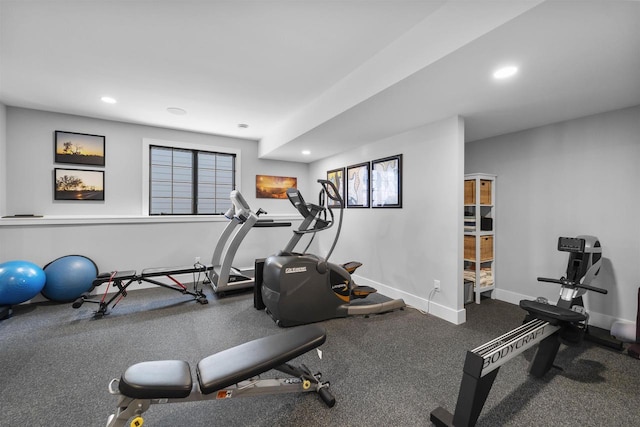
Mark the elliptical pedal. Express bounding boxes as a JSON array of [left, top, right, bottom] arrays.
[[341, 261, 363, 274], [352, 285, 376, 299]]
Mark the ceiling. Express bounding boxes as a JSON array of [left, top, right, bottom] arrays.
[[1, 1, 639, 163]]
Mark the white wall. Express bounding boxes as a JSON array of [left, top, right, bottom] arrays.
[[0, 107, 307, 293], [0, 103, 6, 217], [465, 106, 640, 327], [5, 107, 309, 216], [0, 219, 297, 280], [309, 116, 466, 324]]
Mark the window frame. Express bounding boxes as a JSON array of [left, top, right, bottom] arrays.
[[142, 138, 241, 216]]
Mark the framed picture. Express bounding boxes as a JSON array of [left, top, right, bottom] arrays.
[[54, 168, 104, 201], [346, 162, 369, 208], [256, 175, 297, 199], [54, 130, 105, 166], [326, 167, 345, 207], [371, 154, 402, 208]]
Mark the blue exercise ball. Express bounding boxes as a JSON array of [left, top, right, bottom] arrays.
[[0, 260, 47, 305], [42, 255, 98, 302]]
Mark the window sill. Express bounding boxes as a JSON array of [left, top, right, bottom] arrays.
[[0, 214, 298, 227]]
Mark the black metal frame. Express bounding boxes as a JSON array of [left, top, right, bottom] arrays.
[[326, 167, 345, 208], [148, 145, 236, 215], [371, 154, 402, 208], [53, 167, 105, 201], [54, 130, 105, 166], [73, 265, 212, 316], [345, 162, 370, 208]]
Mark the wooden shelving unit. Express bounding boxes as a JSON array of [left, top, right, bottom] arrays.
[[463, 174, 496, 304]]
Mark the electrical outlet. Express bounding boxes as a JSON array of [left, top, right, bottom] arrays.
[[434, 279, 441, 292]]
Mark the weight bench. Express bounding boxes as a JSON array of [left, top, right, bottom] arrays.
[[106, 325, 335, 427], [73, 263, 213, 317]]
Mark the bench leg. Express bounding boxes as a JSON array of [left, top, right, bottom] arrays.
[[106, 397, 150, 427]]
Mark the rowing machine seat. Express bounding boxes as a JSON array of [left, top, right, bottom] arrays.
[[520, 300, 587, 325]]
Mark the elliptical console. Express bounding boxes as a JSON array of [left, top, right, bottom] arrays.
[[256, 179, 405, 327]]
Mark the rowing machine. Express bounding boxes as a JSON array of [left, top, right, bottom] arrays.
[[431, 236, 609, 427], [105, 325, 334, 426]]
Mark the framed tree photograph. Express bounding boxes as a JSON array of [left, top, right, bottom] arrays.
[[326, 167, 345, 207], [54, 168, 104, 201], [346, 162, 369, 208], [371, 154, 402, 208], [54, 130, 105, 166]]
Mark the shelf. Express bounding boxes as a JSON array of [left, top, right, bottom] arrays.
[[463, 174, 496, 305], [464, 231, 494, 236]]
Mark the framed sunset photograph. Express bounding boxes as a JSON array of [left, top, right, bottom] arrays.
[[255, 175, 297, 199], [54, 168, 104, 201], [54, 130, 105, 166]]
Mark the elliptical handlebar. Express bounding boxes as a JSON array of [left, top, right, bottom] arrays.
[[537, 276, 608, 294], [280, 180, 344, 261], [316, 179, 343, 261], [286, 187, 334, 235], [317, 179, 343, 206]]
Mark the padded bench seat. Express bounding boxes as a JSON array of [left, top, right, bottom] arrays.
[[119, 360, 192, 399], [117, 325, 326, 399], [197, 325, 326, 394]]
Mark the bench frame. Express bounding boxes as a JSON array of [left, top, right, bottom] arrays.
[[73, 264, 212, 316]]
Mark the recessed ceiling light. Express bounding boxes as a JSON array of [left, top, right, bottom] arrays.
[[167, 107, 187, 115], [302, 150, 311, 155], [238, 123, 249, 129], [493, 66, 518, 80], [101, 96, 117, 104]]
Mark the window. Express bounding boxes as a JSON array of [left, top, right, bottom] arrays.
[[148, 145, 236, 215]]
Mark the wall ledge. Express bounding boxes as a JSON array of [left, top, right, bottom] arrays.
[[0, 214, 299, 227]]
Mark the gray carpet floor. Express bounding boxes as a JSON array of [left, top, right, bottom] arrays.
[[1, 286, 638, 426]]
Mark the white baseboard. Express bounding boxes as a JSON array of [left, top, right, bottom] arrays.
[[353, 275, 466, 325]]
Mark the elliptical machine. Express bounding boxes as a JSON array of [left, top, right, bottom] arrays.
[[254, 179, 405, 327]]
